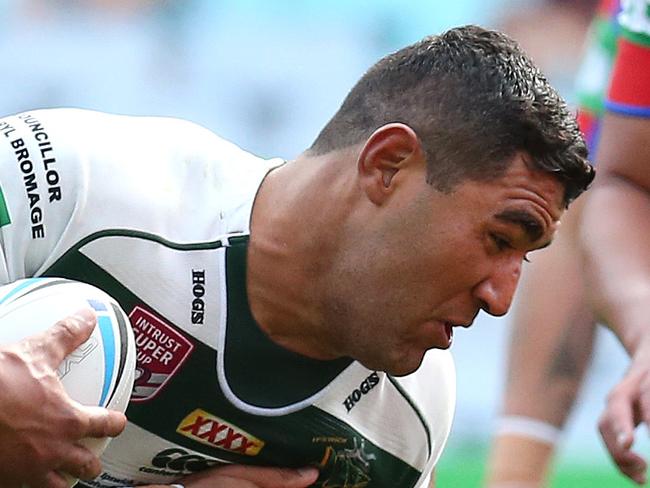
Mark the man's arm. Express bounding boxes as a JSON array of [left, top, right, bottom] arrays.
[[582, 113, 650, 355], [0, 309, 126, 488], [486, 199, 596, 488], [579, 10, 650, 479], [581, 112, 650, 484]]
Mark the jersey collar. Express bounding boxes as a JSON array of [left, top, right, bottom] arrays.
[[220, 235, 352, 411]]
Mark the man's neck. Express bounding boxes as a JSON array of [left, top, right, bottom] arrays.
[[245, 147, 360, 361]]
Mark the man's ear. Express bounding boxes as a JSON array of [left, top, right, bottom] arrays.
[[357, 123, 424, 205]]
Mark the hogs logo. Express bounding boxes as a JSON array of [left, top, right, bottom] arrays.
[[177, 409, 264, 456], [191, 269, 205, 325], [129, 306, 194, 402], [343, 372, 380, 412]]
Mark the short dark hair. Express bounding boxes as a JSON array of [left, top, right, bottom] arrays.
[[310, 25, 594, 206]]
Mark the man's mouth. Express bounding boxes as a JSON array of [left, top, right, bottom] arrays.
[[444, 322, 454, 346]]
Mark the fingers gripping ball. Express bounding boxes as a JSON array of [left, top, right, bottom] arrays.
[[0, 278, 136, 487]]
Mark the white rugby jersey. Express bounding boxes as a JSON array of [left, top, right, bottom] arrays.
[[0, 109, 455, 488]]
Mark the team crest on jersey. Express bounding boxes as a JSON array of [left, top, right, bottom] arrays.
[[317, 437, 376, 488], [129, 306, 194, 402], [176, 408, 265, 456]]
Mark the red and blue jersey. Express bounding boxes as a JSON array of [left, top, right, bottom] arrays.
[[606, 0, 650, 117]]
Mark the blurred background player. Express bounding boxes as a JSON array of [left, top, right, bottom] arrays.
[[486, 1, 618, 486], [486, 0, 650, 485], [582, 0, 650, 482]]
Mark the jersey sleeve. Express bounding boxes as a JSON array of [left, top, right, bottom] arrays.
[[0, 108, 276, 286], [606, 0, 650, 116], [0, 110, 87, 283]]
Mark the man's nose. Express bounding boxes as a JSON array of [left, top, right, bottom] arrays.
[[473, 259, 522, 317]]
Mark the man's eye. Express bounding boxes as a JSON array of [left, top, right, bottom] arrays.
[[491, 234, 511, 251], [492, 234, 532, 263]]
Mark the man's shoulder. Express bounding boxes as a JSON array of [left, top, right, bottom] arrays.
[[11, 107, 283, 199], [19, 107, 222, 147]]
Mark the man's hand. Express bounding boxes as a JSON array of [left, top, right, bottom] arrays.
[[598, 331, 650, 485], [0, 309, 127, 488], [143, 464, 320, 488], [598, 351, 650, 485]]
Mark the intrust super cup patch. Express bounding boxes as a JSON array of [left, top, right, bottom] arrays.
[[129, 306, 194, 402]]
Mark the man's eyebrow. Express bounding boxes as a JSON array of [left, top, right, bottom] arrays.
[[494, 209, 545, 243]]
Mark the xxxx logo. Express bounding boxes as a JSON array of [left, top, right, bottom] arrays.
[[176, 409, 264, 456]]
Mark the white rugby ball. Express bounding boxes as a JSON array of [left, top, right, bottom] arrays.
[[0, 277, 136, 487]]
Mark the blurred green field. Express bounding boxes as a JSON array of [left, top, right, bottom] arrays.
[[436, 450, 638, 487]]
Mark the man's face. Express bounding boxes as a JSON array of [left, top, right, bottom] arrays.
[[328, 154, 565, 376]]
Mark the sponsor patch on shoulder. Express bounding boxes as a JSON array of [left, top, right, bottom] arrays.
[[130, 306, 194, 402], [176, 408, 265, 456]]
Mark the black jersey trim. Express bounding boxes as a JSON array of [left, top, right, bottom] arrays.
[[49, 228, 230, 255]]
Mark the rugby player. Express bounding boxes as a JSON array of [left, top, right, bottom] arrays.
[[0, 26, 592, 488], [582, 0, 650, 482]]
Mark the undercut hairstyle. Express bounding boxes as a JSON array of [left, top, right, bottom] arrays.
[[310, 25, 594, 206]]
